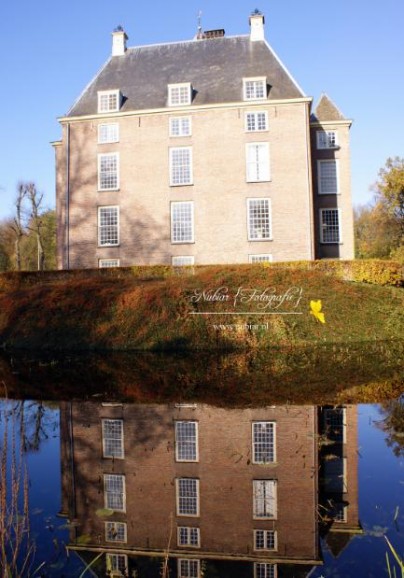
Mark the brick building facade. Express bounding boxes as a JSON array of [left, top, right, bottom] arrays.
[[53, 11, 354, 269]]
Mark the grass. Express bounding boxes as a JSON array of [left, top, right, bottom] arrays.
[[0, 265, 402, 352]]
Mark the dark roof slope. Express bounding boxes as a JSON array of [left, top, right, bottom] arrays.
[[67, 36, 304, 116], [311, 93, 347, 123]]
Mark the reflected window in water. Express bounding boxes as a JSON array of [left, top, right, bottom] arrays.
[[104, 474, 126, 512], [178, 558, 200, 577], [105, 521, 127, 543], [254, 562, 277, 578], [252, 421, 276, 463], [176, 478, 200, 516], [102, 419, 124, 458], [175, 420, 199, 461], [253, 480, 277, 519]]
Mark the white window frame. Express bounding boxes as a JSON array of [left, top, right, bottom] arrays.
[[99, 259, 120, 268], [177, 526, 200, 548], [178, 558, 200, 578], [248, 254, 273, 264], [97, 90, 121, 113], [252, 422, 276, 464], [243, 77, 267, 101], [316, 130, 338, 149], [246, 143, 270, 182], [104, 474, 126, 512], [320, 208, 341, 244], [171, 201, 194, 244], [98, 152, 119, 191], [247, 198, 272, 241], [98, 206, 119, 247], [98, 123, 119, 144], [254, 562, 277, 578], [168, 83, 192, 106], [323, 456, 347, 493], [170, 116, 192, 137], [170, 147, 193, 186], [254, 529, 277, 551], [176, 478, 200, 517], [317, 159, 339, 194], [333, 502, 348, 523], [105, 521, 127, 543], [172, 256, 195, 266], [253, 480, 277, 519], [245, 111, 268, 132], [106, 553, 128, 576], [102, 419, 124, 459], [175, 421, 199, 462]]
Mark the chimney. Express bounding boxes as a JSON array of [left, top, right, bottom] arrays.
[[249, 9, 265, 42], [112, 26, 128, 56]]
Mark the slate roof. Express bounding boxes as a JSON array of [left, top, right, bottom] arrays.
[[311, 93, 348, 123], [67, 35, 305, 117]]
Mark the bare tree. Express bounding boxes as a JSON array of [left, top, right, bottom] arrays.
[[25, 183, 45, 271], [9, 184, 26, 271]]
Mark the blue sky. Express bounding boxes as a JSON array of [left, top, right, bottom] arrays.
[[0, 0, 403, 220]]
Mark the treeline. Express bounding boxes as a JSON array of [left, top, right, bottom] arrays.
[[0, 183, 56, 272]]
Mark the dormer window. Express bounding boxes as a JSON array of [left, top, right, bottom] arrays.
[[168, 83, 192, 106], [243, 77, 267, 101], [98, 90, 121, 113]]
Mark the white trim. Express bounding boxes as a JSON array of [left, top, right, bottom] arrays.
[[253, 529, 278, 552], [317, 159, 339, 195], [254, 562, 278, 578], [98, 206, 120, 247], [247, 198, 272, 241], [248, 254, 273, 263], [252, 479, 277, 520], [178, 558, 201, 578], [171, 201, 194, 244], [252, 421, 276, 464], [172, 256, 195, 266], [106, 553, 128, 576], [97, 89, 121, 113], [105, 521, 127, 543], [246, 142, 270, 182], [169, 146, 193, 186], [245, 111, 269, 132], [319, 208, 342, 244], [104, 474, 126, 512], [176, 478, 200, 517], [243, 77, 267, 101], [168, 83, 192, 106], [102, 419, 124, 459], [169, 116, 192, 137], [98, 123, 119, 144], [177, 526, 201, 548], [98, 152, 120, 191], [99, 258, 120, 268], [175, 421, 199, 462], [316, 129, 338, 149]]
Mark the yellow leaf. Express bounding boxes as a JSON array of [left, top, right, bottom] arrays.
[[310, 300, 326, 323]]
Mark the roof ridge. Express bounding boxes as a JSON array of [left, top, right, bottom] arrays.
[[126, 34, 249, 52]]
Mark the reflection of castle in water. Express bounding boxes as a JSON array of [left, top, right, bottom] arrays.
[[59, 402, 362, 577]]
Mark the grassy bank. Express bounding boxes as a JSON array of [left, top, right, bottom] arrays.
[[0, 265, 403, 351]]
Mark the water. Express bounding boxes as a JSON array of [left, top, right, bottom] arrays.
[[0, 349, 402, 577]]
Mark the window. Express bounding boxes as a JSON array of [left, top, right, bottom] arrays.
[[247, 199, 272, 241], [252, 422, 276, 464], [323, 456, 347, 493], [170, 117, 192, 137], [104, 474, 126, 512], [320, 208, 340, 244], [246, 143, 270, 182], [102, 419, 124, 458], [254, 563, 277, 578], [170, 147, 193, 186], [249, 254, 272, 264], [254, 529, 277, 551], [243, 78, 267, 101], [105, 522, 127, 543], [176, 478, 199, 516], [178, 526, 200, 547], [99, 259, 120, 268], [98, 90, 121, 113], [318, 160, 338, 194], [172, 256, 195, 266], [98, 123, 119, 144], [98, 206, 119, 246], [98, 153, 119, 190], [175, 421, 198, 462], [246, 112, 268, 132], [171, 202, 194, 244], [253, 480, 277, 519], [178, 559, 200, 578], [168, 83, 192, 106], [316, 130, 338, 149], [324, 407, 347, 443], [333, 502, 348, 522], [106, 553, 128, 576]]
